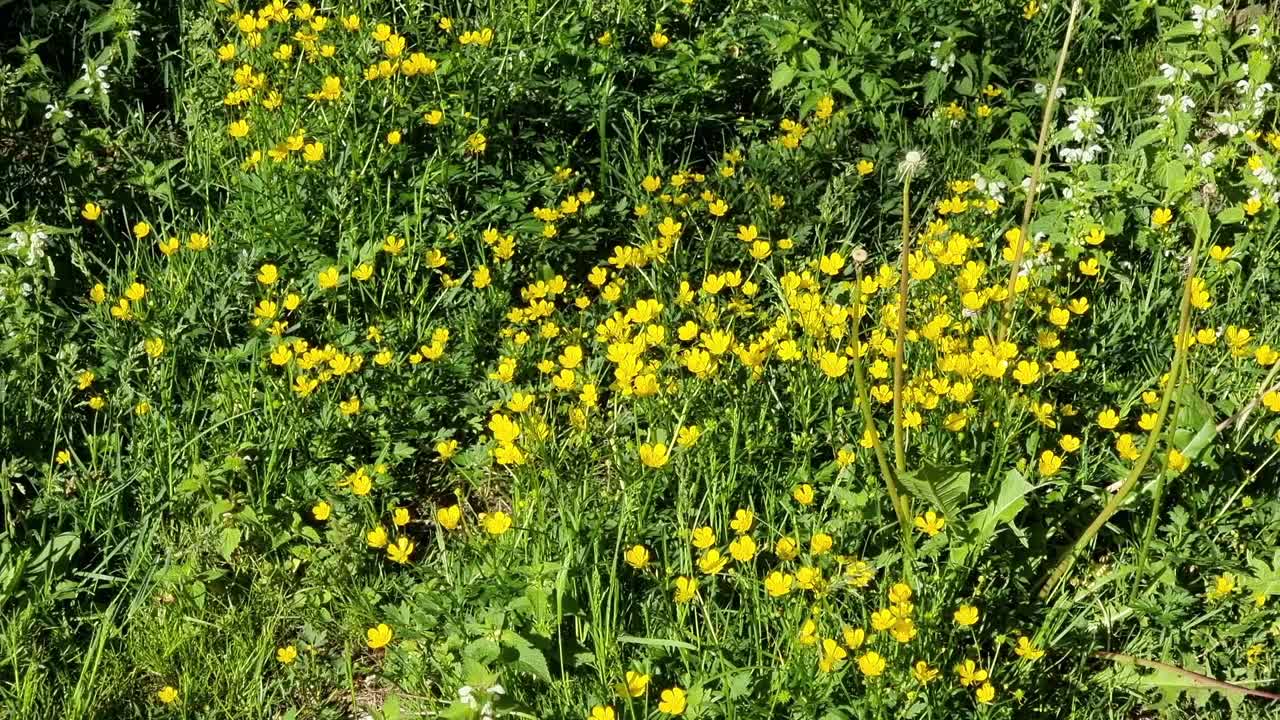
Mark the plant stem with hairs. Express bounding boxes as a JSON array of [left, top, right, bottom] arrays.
[[852, 261, 914, 560], [1128, 374, 1187, 604], [892, 174, 913, 487], [997, 0, 1084, 343]]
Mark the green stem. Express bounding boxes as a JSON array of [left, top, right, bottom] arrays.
[[892, 175, 912, 484], [1038, 233, 1202, 598], [997, 0, 1083, 343], [1128, 379, 1186, 604], [852, 264, 914, 561], [1094, 651, 1280, 702]]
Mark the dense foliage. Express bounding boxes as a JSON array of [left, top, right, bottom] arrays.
[[3, 1, 1280, 718]]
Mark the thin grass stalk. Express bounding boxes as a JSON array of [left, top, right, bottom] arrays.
[[1039, 234, 1203, 598], [1127, 379, 1187, 604], [997, 0, 1084, 343], [892, 174, 912, 483], [852, 262, 914, 559]]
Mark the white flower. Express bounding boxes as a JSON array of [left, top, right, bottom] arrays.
[[1065, 105, 1103, 143], [1200, 151, 1216, 167], [458, 686, 477, 709], [44, 103, 72, 120], [1211, 112, 1242, 136], [972, 174, 1007, 204], [929, 41, 955, 73], [1160, 63, 1190, 82], [1189, 4, 1221, 33], [1033, 83, 1066, 98], [5, 227, 49, 266]]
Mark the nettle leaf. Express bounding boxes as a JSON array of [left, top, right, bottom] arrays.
[[1217, 206, 1245, 224], [1246, 551, 1280, 597], [898, 464, 970, 520], [501, 631, 552, 683], [801, 48, 821, 72], [770, 63, 796, 92], [218, 527, 242, 563]]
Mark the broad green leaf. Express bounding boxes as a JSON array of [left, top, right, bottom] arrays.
[[1178, 418, 1216, 461], [769, 63, 796, 92], [951, 469, 1032, 566], [219, 527, 242, 563], [1159, 159, 1186, 195], [801, 48, 821, 71], [898, 464, 970, 521], [381, 694, 401, 720], [970, 469, 1032, 547], [501, 632, 552, 683], [1246, 551, 1280, 597], [1132, 127, 1166, 150], [1217, 206, 1245, 224]]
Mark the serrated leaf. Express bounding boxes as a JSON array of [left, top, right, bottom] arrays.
[[769, 63, 796, 92], [501, 632, 552, 683], [218, 527, 241, 563], [1217, 206, 1245, 224], [726, 669, 753, 699], [1246, 551, 1280, 597], [801, 48, 820, 71]]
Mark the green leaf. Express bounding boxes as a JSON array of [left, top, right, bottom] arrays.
[[381, 694, 402, 720], [219, 528, 242, 563], [726, 669, 754, 699], [770, 63, 796, 92], [1217, 206, 1245, 224], [1177, 418, 1216, 462], [801, 48, 821, 72], [1159, 159, 1186, 195], [1246, 551, 1280, 597], [1188, 205, 1210, 244], [1132, 127, 1166, 150], [970, 469, 1032, 547], [501, 632, 552, 683], [898, 464, 970, 520], [617, 634, 698, 651]]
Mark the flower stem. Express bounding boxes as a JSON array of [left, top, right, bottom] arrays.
[[997, 0, 1083, 343], [892, 175, 912, 484], [852, 264, 914, 561], [1038, 232, 1202, 599]]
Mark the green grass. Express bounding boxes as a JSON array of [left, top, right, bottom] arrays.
[[3, 1, 1280, 719]]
